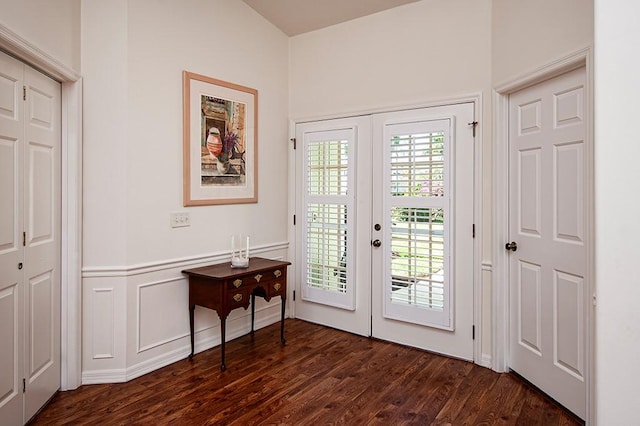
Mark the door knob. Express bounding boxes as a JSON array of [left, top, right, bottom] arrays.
[[505, 241, 518, 252], [372, 239, 381, 247]]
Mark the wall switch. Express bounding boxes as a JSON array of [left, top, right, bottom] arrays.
[[170, 212, 190, 228]]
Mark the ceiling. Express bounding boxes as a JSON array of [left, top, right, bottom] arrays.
[[241, 0, 421, 36]]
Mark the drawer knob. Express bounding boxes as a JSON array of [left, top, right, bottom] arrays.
[[233, 293, 243, 302], [254, 274, 262, 282], [274, 270, 282, 278], [233, 279, 243, 288], [274, 283, 281, 291]]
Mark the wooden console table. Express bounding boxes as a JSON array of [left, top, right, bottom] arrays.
[[182, 257, 291, 371]]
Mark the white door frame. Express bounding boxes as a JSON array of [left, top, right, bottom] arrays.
[[492, 47, 594, 422], [289, 93, 484, 364], [1, 23, 83, 390]]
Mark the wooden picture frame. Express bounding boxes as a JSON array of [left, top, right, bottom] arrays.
[[182, 71, 258, 206]]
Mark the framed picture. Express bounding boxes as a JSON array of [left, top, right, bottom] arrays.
[[182, 71, 258, 206]]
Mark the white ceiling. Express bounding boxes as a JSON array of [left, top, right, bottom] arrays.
[[242, 0, 421, 36]]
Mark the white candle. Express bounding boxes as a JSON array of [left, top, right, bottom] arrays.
[[246, 236, 250, 259]]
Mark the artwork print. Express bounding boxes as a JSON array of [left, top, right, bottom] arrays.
[[200, 95, 247, 186], [183, 71, 257, 206]]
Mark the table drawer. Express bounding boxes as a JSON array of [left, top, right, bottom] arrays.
[[268, 280, 286, 297], [228, 268, 286, 290], [227, 289, 249, 309], [228, 277, 248, 290]]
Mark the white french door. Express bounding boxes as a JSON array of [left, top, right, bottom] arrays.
[[295, 103, 475, 360], [508, 67, 587, 419], [294, 116, 372, 336], [371, 104, 475, 360]]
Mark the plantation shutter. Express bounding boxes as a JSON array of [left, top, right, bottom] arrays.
[[383, 119, 453, 328], [301, 128, 356, 310]]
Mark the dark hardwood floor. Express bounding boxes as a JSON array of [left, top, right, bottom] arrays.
[[30, 319, 581, 425]]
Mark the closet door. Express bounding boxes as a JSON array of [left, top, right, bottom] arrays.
[[0, 51, 61, 425], [23, 64, 61, 422], [0, 48, 27, 426]]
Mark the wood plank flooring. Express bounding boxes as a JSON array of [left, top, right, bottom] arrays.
[[30, 319, 582, 425]]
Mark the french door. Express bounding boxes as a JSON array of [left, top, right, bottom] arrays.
[[294, 116, 372, 336], [295, 103, 475, 360], [371, 105, 475, 359]]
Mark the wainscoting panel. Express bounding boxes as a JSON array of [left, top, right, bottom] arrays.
[[91, 287, 115, 359], [82, 243, 289, 384], [82, 275, 128, 380], [137, 277, 188, 353]]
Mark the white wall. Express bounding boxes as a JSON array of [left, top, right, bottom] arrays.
[[492, 0, 593, 85], [290, 0, 491, 119], [81, 0, 290, 382], [82, 0, 129, 269], [125, 0, 289, 263], [0, 0, 81, 72], [594, 1, 640, 423]]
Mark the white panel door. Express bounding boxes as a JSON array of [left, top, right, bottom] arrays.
[[0, 51, 61, 425], [371, 104, 475, 360], [294, 116, 372, 336], [508, 67, 587, 419], [23, 64, 61, 422], [0, 49, 26, 426]]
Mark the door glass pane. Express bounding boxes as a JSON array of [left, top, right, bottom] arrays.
[[390, 207, 444, 310], [390, 132, 445, 197], [384, 121, 451, 327], [308, 140, 348, 195], [303, 133, 353, 308]]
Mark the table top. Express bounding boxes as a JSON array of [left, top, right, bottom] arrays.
[[182, 257, 291, 280]]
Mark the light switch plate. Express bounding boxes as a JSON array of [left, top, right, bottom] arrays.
[[170, 212, 190, 228]]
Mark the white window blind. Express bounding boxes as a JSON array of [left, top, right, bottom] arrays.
[[302, 130, 356, 310], [384, 123, 452, 328]]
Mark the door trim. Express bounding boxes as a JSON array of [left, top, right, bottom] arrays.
[[1, 23, 83, 391], [493, 46, 593, 423], [289, 93, 484, 365]]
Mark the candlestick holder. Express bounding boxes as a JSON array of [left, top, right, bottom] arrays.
[[231, 235, 249, 268]]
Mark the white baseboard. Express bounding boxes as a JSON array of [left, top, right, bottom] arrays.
[[479, 353, 493, 369], [82, 369, 128, 385]]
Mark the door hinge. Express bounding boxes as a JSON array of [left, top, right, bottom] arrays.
[[290, 137, 296, 150], [472, 224, 475, 239], [472, 325, 475, 340], [23, 231, 26, 246], [293, 290, 296, 301], [293, 214, 296, 226], [23, 378, 26, 393], [468, 121, 478, 137], [23, 86, 26, 101]]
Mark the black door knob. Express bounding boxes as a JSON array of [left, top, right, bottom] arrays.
[[505, 242, 518, 252]]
